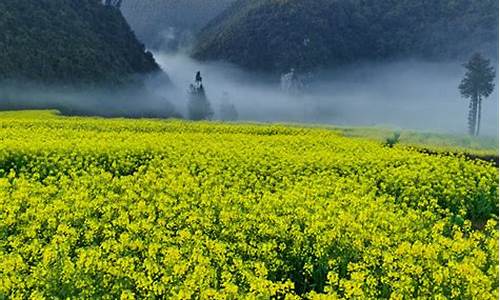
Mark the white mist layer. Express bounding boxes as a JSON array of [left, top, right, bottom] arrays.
[[156, 52, 499, 137]]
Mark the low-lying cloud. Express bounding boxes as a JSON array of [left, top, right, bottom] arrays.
[[157, 52, 499, 137], [0, 51, 497, 137]]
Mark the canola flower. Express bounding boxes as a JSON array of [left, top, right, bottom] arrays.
[[0, 111, 498, 299]]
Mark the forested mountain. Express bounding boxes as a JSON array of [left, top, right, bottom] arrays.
[[192, 0, 499, 73], [0, 0, 161, 86], [120, 0, 236, 50]]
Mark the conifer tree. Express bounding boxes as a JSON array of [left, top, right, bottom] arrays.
[[188, 71, 213, 120]]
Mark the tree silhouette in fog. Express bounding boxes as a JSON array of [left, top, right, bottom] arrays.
[[188, 71, 213, 120], [459, 53, 495, 136]]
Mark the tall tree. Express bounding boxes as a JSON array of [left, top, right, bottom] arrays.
[[459, 53, 496, 136], [188, 71, 213, 120]]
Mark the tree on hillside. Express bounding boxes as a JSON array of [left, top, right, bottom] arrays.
[[459, 53, 496, 136], [188, 71, 213, 120]]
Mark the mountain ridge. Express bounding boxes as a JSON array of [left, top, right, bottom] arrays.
[[0, 0, 162, 87], [192, 0, 499, 73]]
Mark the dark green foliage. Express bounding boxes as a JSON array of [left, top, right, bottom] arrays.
[[460, 54, 496, 102], [385, 132, 401, 148], [459, 53, 496, 136], [192, 0, 499, 73], [0, 0, 160, 86]]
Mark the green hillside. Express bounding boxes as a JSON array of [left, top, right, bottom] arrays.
[[192, 0, 499, 73], [0, 0, 161, 86]]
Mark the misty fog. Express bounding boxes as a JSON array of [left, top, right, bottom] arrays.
[[157, 52, 499, 137], [0, 75, 178, 119], [0, 51, 497, 138]]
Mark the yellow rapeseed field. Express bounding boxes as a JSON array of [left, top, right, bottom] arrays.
[[0, 111, 498, 299]]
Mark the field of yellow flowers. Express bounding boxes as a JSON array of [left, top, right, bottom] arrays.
[[0, 110, 498, 299]]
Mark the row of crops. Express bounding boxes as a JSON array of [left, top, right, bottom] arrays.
[[0, 111, 498, 299]]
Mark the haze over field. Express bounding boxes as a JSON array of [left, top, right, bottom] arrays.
[[157, 52, 499, 136], [2, 51, 496, 136], [0, 0, 497, 137]]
